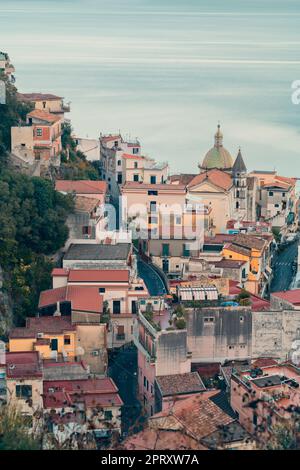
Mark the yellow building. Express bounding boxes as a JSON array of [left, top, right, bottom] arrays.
[[9, 317, 77, 361], [222, 233, 272, 295]]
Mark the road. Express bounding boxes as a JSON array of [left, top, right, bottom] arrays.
[[137, 258, 167, 296], [107, 344, 144, 435], [270, 240, 299, 293]]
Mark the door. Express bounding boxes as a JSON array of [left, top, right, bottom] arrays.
[[113, 300, 121, 314], [51, 338, 58, 351], [162, 259, 169, 273], [132, 300, 137, 314]]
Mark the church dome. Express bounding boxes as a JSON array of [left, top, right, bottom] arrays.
[[200, 125, 233, 171]]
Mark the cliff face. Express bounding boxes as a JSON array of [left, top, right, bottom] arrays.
[[0, 266, 13, 337]]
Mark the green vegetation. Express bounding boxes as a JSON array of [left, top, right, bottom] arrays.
[[236, 289, 252, 306], [272, 227, 281, 244], [0, 72, 33, 155], [59, 123, 100, 180], [0, 403, 41, 450], [0, 72, 74, 327], [0, 164, 74, 325]]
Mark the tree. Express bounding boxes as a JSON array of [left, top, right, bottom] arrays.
[[0, 402, 41, 450]]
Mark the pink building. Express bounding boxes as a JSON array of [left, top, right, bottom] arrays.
[[51, 267, 148, 348], [230, 360, 300, 436]]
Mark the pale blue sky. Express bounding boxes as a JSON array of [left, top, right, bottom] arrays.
[[1, 0, 300, 175]]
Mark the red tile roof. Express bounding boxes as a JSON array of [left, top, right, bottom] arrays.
[[188, 169, 233, 191], [27, 109, 61, 124], [67, 269, 130, 283], [55, 180, 107, 194], [43, 378, 123, 409], [18, 92, 62, 101], [10, 317, 76, 339], [5, 351, 42, 379], [122, 153, 145, 160], [229, 281, 270, 311], [101, 134, 121, 143], [271, 289, 300, 306], [51, 268, 69, 277], [39, 286, 103, 313]]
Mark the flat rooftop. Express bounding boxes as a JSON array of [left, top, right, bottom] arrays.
[[64, 243, 131, 261]]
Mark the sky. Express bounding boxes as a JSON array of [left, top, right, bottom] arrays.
[[0, 0, 300, 176]]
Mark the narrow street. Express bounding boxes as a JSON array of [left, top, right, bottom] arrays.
[[137, 258, 167, 296], [107, 344, 143, 436], [270, 239, 299, 293]]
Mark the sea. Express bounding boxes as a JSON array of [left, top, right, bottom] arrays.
[[1, 0, 300, 176]]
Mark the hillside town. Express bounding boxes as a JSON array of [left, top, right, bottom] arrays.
[[1, 50, 300, 451]]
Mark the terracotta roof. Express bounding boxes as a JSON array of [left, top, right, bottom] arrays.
[[224, 243, 251, 257], [213, 259, 247, 269], [74, 196, 100, 213], [10, 317, 76, 339], [38, 286, 103, 313], [156, 372, 206, 397], [187, 169, 233, 191], [5, 351, 42, 379], [101, 134, 121, 143], [51, 268, 69, 277], [27, 109, 61, 124], [271, 289, 300, 306], [232, 233, 266, 251], [229, 281, 270, 311], [43, 378, 123, 409], [122, 153, 144, 160], [169, 174, 197, 185], [67, 269, 129, 283], [122, 428, 206, 451], [205, 233, 236, 245], [152, 391, 234, 442], [252, 358, 279, 368], [18, 92, 62, 101], [55, 180, 107, 194]]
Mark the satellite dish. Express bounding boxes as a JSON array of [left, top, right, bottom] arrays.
[[76, 346, 85, 356]]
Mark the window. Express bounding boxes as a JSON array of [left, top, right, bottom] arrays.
[[82, 226, 91, 235], [134, 161, 138, 169], [148, 190, 158, 196], [16, 385, 32, 399], [104, 410, 113, 421], [64, 335, 71, 345], [183, 244, 190, 257], [148, 216, 158, 224], [42, 101, 46, 109], [204, 317, 214, 323], [175, 216, 182, 225], [113, 300, 121, 314], [36, 128, 42, 137], [282, 193, 286, 197], [132, 147, 139, 154], [236, 201, 239, 209], [269, 191, 273, 197], [116, 325, 125, 340], [275, 204, 279, 208], [162, 244, 169, 256], [240, 316, 244, 323], [133, 174, 139, 182], [99, 287, 106, 293], [150, 201, 157, 213], [150, 175, 156, 184], [117, 160, 121, 166], [144, 376, 147, 388]]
